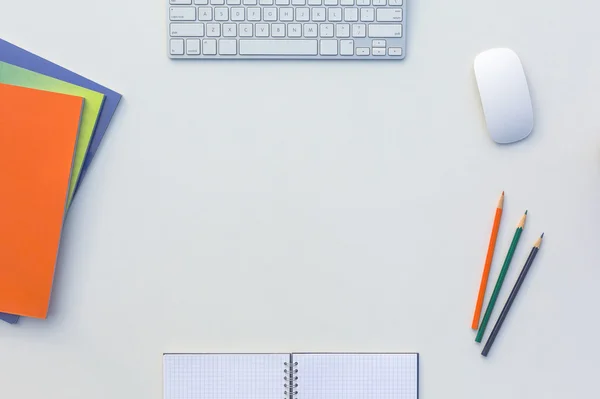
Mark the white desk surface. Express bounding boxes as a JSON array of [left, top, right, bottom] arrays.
[[1, 1, 599, 398]]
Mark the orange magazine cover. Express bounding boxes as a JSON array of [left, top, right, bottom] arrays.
[[0, 82, 83, 318]]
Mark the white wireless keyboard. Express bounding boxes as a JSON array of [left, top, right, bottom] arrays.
[[168, 0, 405, 59]]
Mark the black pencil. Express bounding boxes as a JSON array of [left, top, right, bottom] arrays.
[[481, 233, 544, 357]]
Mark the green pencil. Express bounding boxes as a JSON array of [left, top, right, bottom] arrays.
[[475, 211, 527, 343]]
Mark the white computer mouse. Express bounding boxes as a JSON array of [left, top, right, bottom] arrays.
[[474, 48, 534, 144]]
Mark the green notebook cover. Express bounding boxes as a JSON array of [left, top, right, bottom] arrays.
[[0, 61, 105, 204]]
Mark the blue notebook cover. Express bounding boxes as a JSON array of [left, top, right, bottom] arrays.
[[0, 39, 122, 192], [0, 39, 122, 324]]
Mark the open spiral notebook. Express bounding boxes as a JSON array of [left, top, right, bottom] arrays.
[[163, 353, 419, 399]]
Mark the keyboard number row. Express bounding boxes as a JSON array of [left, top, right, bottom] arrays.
[[171, 23, 401, 37], [171, 7, 402, 22], [172, 0, 402, 6], [171, 38, 403, 56]]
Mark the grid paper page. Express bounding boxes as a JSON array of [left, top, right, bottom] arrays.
[[292, 353, 418, 399], [163, 353, 289, 399]]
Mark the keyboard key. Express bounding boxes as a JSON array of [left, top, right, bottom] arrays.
[[388, 47, 403, 56], [240, 40, 318, 55], [296, 8, 310, 21], [198, 7, 212, 20], [170, 0, 191, 3], [304, 23, 318, 37], [373, 0, 385, 5], [264, 8, 277, 21], [169, 7, 196, 21], [202, 38, 217, 54], [206, 23, 221, 36], [170, 23, 204, 37], [292, 0, 306, 4], [276, 0, 290, 4], [272, 24, 286, 37], [170, 39, 184, 55], [248, 8, 261, 20], [312, 8, 326, 21], [186, 39, 201, 54], [324, 0, 338, 4], [280, 8, 294, 21], [259, 0, 273, 4], [243, 0, 257, 4], [357, 0, 369, 5], [341, 0, 353, 4], [336, 23, 350, 37], [210, 0, 224, 4], [214, 7, 228, 20], [360, 8, 374, 21], [344, 8, 358, 22], [226, 0, 240, 3], [194, 0, 209, 3], [320, 39, 338, 55], [352, 23, 366, 37], [240, 23, 253, 36], [231, 7, 245, 20], [223, 23, 236, 36], [219, 39, 237, 54], [256, 23, 269, 36], [368, 24, 402, 37], [288, 23, 302, 37], [388, 0, 402, 4], [320, 24, 334, 37], [308, 0, 322, 4], [373, 47, 385, 55], [356, 47, 369, 55], [340, 39, 354, 55], [328, 8, 342, 22], [376, 8, 402, 21], [372, 39, 385, 47]]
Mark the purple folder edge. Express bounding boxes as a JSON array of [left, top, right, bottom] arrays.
[[0, 38, 123, 324]]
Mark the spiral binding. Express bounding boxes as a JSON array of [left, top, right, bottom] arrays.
[[284, 358, 298, 399]]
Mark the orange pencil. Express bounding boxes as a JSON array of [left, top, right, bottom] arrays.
[[471, 192, 504, 329]]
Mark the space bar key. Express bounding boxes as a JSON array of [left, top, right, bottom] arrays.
[[240, 40, 318, 55]]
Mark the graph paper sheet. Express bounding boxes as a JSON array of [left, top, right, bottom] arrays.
[[163, 353, 288, 399], [292, 353, 419, 399]]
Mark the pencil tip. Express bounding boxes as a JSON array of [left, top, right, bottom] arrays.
[[541, 233, 544, 238], [501, 191, 504, 195], [525, 210, 528, 215]]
